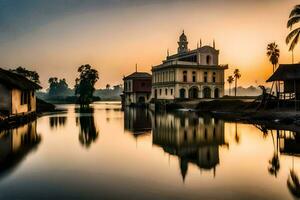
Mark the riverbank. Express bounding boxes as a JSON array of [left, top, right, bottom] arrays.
[[161, 98, 300, 128], [0, 98, 57, 130]]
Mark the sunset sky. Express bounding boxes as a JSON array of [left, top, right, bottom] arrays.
[[0, 0, 299, 89]]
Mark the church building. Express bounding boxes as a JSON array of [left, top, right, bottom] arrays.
[[151, 31, 228, 100]]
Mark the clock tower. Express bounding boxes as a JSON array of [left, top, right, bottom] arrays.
[[178, 31, 188, 54]]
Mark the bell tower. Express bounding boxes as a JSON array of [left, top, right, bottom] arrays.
[[178, 30, 188, 54]]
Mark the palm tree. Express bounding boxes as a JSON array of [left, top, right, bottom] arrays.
[[286, 4, 300, 63], [227, 76, 234, 96], [233, 69, 241, 97], [266, 42, 280, 72], [267, 43, 280, 97]]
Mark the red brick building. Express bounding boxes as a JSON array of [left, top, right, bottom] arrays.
[[122, 72, 152, 106]]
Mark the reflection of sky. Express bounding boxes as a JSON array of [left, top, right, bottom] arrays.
[[0, 0, 299, 89], [0, 103, 298, 199]]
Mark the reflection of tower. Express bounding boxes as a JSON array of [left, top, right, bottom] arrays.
[[281, 130, 300, 198], [178, 31, 188, 54], [124, 107, 152, 137], [180, 159, 188, 182], [152, 112, 226, 180]]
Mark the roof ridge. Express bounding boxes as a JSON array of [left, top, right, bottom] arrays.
[[0, 68, 42, 90]]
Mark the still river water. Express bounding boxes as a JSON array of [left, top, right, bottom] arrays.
[[0, 102, 299, 200]]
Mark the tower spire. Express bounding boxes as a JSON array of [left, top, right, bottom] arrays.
[[135, 63, 138, 72], [213, 39, 215, 49], [200, 39, 202, 47], [178, 30, 188, 53], [167, 49, 169, 57]]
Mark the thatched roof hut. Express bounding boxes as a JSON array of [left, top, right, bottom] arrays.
[[267, 64, 300, 100], [267, 64, 300, 82]]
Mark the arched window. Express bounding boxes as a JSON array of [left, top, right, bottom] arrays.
[[213, 72, 216, 83], [214, 88, 220, 98], [203, 87, 211, 98], [206, 55, 211, 65], [183, 71, 187, 82], [204, 71, 208, 83], [189, 87, 199, 99], [192, 71, 196, 82], [179, 88, 186, 99]]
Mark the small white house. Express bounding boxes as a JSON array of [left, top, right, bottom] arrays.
[[0, 68, 42, 116]]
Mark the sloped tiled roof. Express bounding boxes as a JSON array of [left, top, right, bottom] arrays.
[[123, 72, 152, 80], [0, 68, 42, 90]]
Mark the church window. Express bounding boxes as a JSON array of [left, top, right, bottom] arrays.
[[204, 72, 208, 83], [213, 72, 216, 83], [183, 71, 187, 82], [192, 71, 196, 82], [206, 55, 211, 65]]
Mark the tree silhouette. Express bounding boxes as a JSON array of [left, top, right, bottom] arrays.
[[266, 43, 280, 72], [10, 66, 40, 84], [233, 69, 241, 97], [48, 77, 69, 97], [268, 131, 280, 177], [75, 64, 99, 105], [266, 43, 280, 97], [227, 76, 234, 96], [286, 5, 300, 56]]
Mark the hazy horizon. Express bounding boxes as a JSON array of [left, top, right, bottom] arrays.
[[0, 0, 299, 89]]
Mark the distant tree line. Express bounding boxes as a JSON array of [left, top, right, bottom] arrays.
[[48, 77, 72, 97], [9, 65, 104, 105]]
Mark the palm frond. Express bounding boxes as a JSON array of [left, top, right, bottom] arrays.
[[289, 31, 300, 51], [287, 15, 300, 28], [289, 5, 300, 18], [286, 28, 300, 44]]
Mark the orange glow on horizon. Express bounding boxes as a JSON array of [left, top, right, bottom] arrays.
[[0, 0, 299, 89]]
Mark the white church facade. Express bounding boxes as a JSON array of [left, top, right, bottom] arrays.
[[151, 31, 228, 100]]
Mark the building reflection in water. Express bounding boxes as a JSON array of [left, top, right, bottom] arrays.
[[124, 108, 152, 138], [0, 121, 41, 178], [75, 107, 99, 148], [49, 116, 67, 128], [152, 111, 228, 180], [276, 130, 300, 198]]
